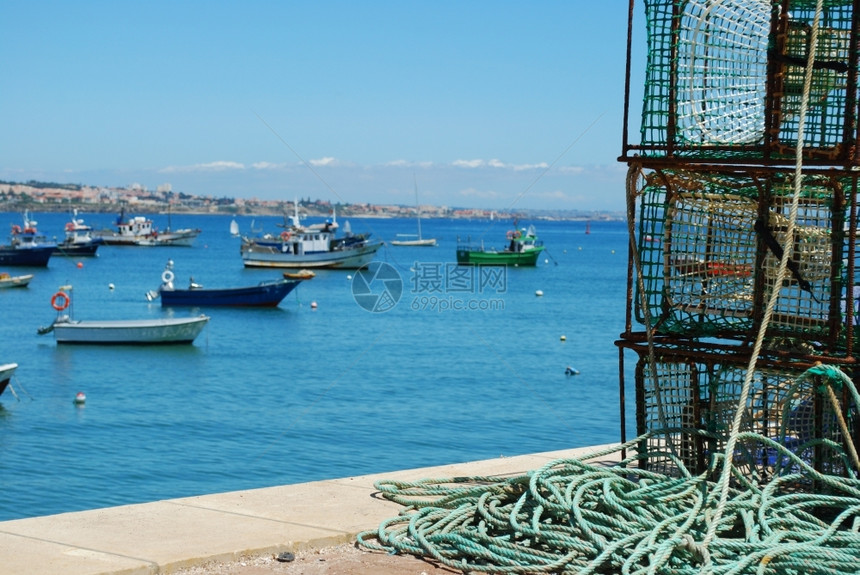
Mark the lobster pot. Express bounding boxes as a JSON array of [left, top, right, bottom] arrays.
[[633, 167, 850, 348], [762, 178, 835, 334], [633, 349, 858, 480], [634, 358, 706, 476], [633, 0, 858, 165]]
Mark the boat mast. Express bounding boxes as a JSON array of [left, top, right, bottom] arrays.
[[414, 173, 422, 240]]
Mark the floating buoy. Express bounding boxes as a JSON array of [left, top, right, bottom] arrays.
[[76, 262, 83, 269], [535, 290, 544, 297], [51, 291, 70, 311], [565, 366, 580, 376], [544, 259, 549, 264], [74, 392, 86, 404], [108, 283, 115, 290], [347, 275, 352, 280], [310, 301, 318, 309], [560, 335, 566, 341]]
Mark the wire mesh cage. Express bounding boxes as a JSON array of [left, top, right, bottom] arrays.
[[629, 0, 859, 165], [630, 166, 854, 350], [631, 349, 858, 481]]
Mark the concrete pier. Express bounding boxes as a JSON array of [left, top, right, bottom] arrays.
[[0, 444, 619, 575]]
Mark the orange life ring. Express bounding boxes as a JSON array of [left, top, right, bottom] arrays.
[[280, 231, 291, 241], [506, 231, 514, 240], [51, 291, 70, 311]]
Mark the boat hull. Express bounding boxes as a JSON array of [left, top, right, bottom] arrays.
[[456, 246, 544, 266], [0, 246, 55, 267], [99, 230, 199, 247], [241, 241, 383, 269], [52, 316, 209, 344], [391, 239, 437, 247], [55, 240, 102, 257], [160, 280, 300, 307], [0, 362, 17, 396], [0, 274, 33, 288]]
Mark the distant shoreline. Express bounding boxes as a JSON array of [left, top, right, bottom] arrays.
[[0, 180, 624, 222], [0, 205, 619, 222], [0, 202, 621, 222]]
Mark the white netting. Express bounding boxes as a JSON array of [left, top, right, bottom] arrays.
[[676, 0, 771, 145]]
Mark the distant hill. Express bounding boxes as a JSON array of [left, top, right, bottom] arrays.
[[0, 179, 624, 221]]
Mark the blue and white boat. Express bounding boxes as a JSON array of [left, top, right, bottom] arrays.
[[55, 210, 103, 257], [151, 261, 301, 307], [240, 205, 382, 269], [0, 212, 56, 267]]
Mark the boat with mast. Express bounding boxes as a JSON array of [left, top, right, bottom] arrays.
[[55, 210, 103, 257], [0, 212, 56, 267], [95, 207, 201, 247], [391, 177, 437, 247], [240, 203, 382, 269], [456, 221, 545, 266]]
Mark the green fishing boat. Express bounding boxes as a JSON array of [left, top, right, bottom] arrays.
[[456, 223, 545, 266]]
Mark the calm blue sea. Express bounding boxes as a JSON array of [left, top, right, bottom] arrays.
[[0, 211, 635, 521]]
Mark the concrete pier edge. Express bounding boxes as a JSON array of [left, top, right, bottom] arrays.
[[0, 444, 620, 575]]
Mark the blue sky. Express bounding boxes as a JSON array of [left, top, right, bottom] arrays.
[[1, 2, 642, 212]]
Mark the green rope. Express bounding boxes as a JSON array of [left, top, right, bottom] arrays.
[[358, 396, 860, 574]]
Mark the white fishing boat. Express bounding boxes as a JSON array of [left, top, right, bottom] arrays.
[[96, 208, 201, 247], [56, 210, 103, 257], [391, 177, 437, 247], [38, 288, 209, 344], [0, 362, 17, 396], [48, 316, 210, 344], [240, 205, 383, 269], [0, 272, 33, 288]]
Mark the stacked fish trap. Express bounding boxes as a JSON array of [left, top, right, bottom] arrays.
[[618, 0, 860, 479]]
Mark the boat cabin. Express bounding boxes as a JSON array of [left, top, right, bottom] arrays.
[[275, 231, 334, 255]]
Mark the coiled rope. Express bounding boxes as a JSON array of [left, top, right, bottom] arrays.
[[357, 422, 860, 574]]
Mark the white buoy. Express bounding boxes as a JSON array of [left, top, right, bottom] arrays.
[[544, 259, 549, 264], [535, 290, 544, 297], [560, 335, 566, 341], [108, 283, 115, 290], [347, 275, 352, 280], [74, 392, 86, 405], [310, 301, 318, 309]]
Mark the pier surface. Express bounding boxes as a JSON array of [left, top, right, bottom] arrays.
[[0, 444, 619, 575]]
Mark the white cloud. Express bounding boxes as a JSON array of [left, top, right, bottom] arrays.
[[159, 161, 245, 173], [452, 159, 484, 169], [251, 161, 286, 170], [512, 162, 549, 171], [452, 159, 549, 171], [309, 157, 337, 167]]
